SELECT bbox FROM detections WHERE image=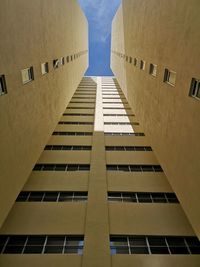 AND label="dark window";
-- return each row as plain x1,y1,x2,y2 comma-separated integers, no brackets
0,235,84,254
0,75,7,95
110,235,200,255
53,59,59,69
149,63,157,76
189,78,200,100
164,68,176,86
21,67,34,84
